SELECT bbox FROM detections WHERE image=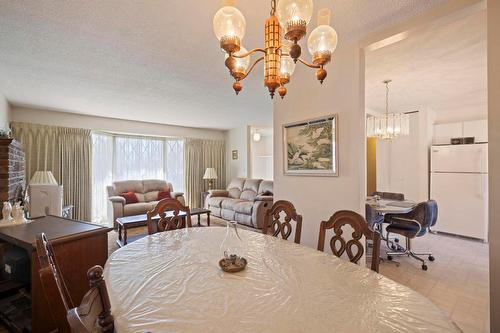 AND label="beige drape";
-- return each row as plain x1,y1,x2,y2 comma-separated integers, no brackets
11,122,92,221
184,139,226,208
